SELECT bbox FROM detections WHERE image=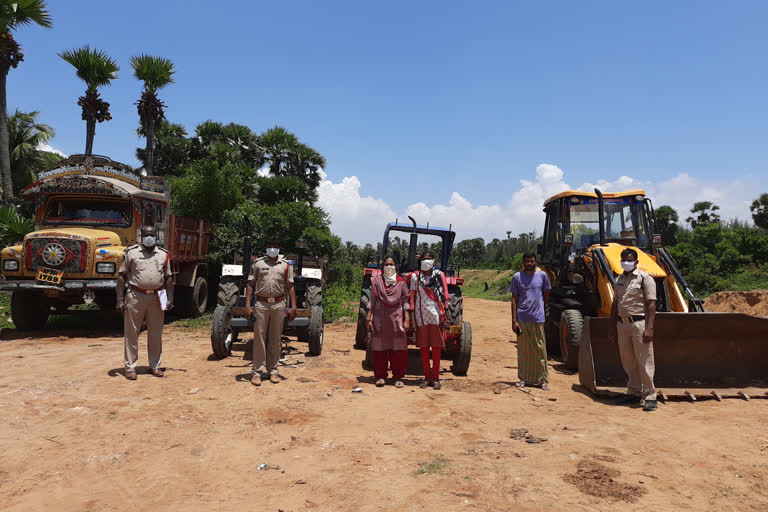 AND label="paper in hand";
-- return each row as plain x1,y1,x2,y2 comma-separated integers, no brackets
158,289,168,311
